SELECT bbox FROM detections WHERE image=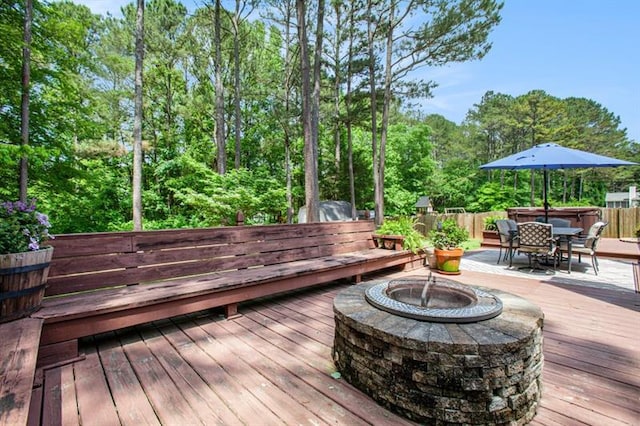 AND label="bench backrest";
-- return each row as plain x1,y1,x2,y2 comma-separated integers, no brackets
46,221,377,297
